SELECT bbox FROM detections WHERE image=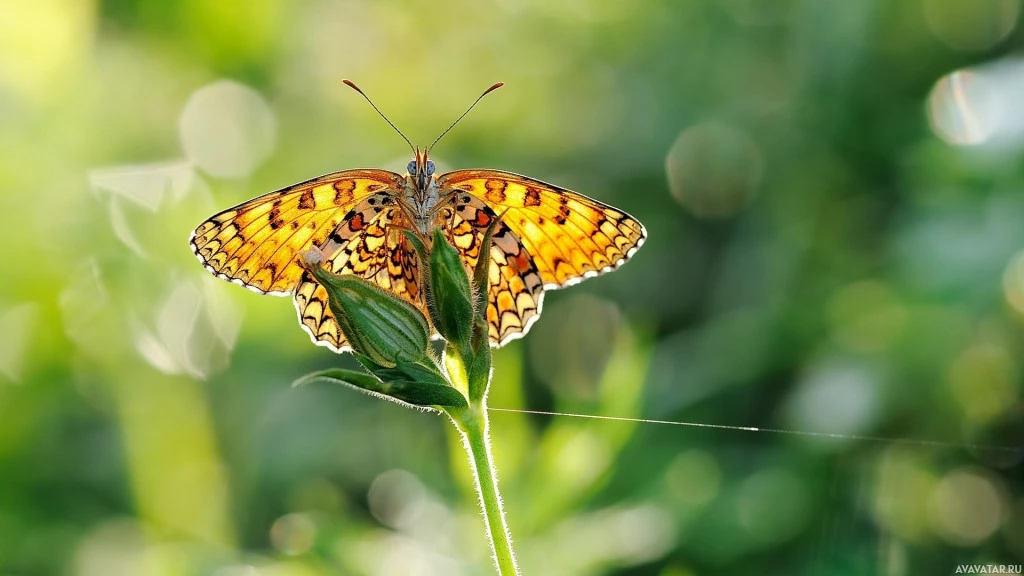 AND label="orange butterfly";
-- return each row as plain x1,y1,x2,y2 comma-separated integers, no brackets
190,81,646,353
